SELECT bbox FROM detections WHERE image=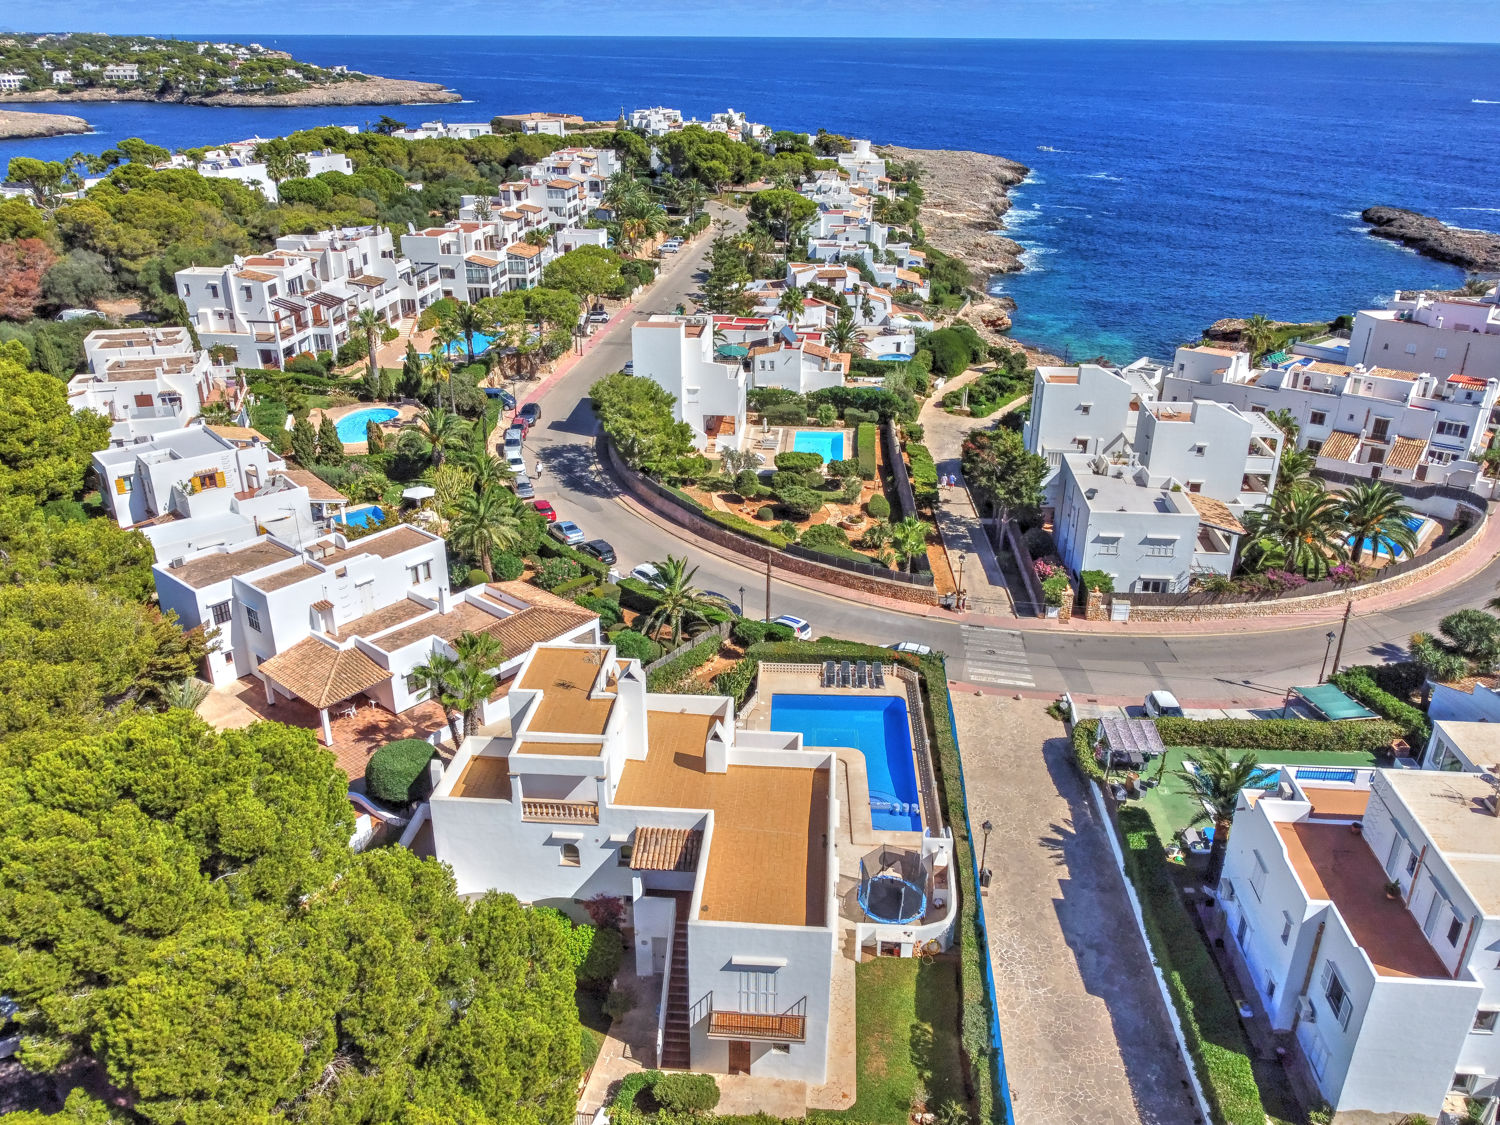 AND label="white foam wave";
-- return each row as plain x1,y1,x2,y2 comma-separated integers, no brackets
1339,210,1364,220
1085,172,1123,182
1004,206,1043,228
1016,242,1055,273
1472,98,1500,104
1019,172,1044,186
1456,207,1500,213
